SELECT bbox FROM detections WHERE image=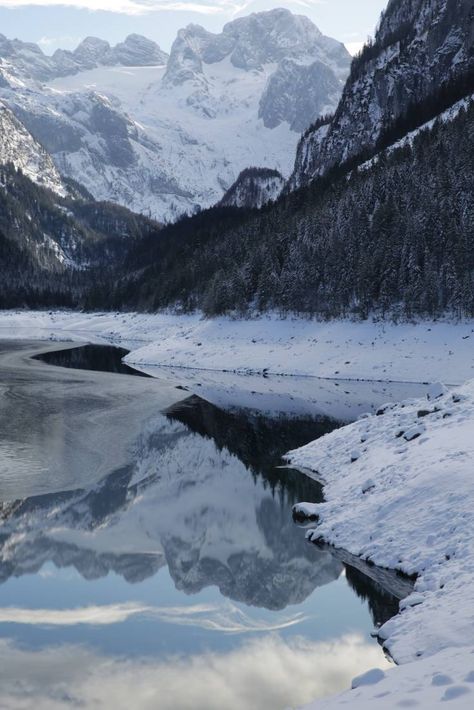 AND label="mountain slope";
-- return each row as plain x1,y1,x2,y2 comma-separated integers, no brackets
290,0,474,188
0,103,66,196
0,159,161,308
